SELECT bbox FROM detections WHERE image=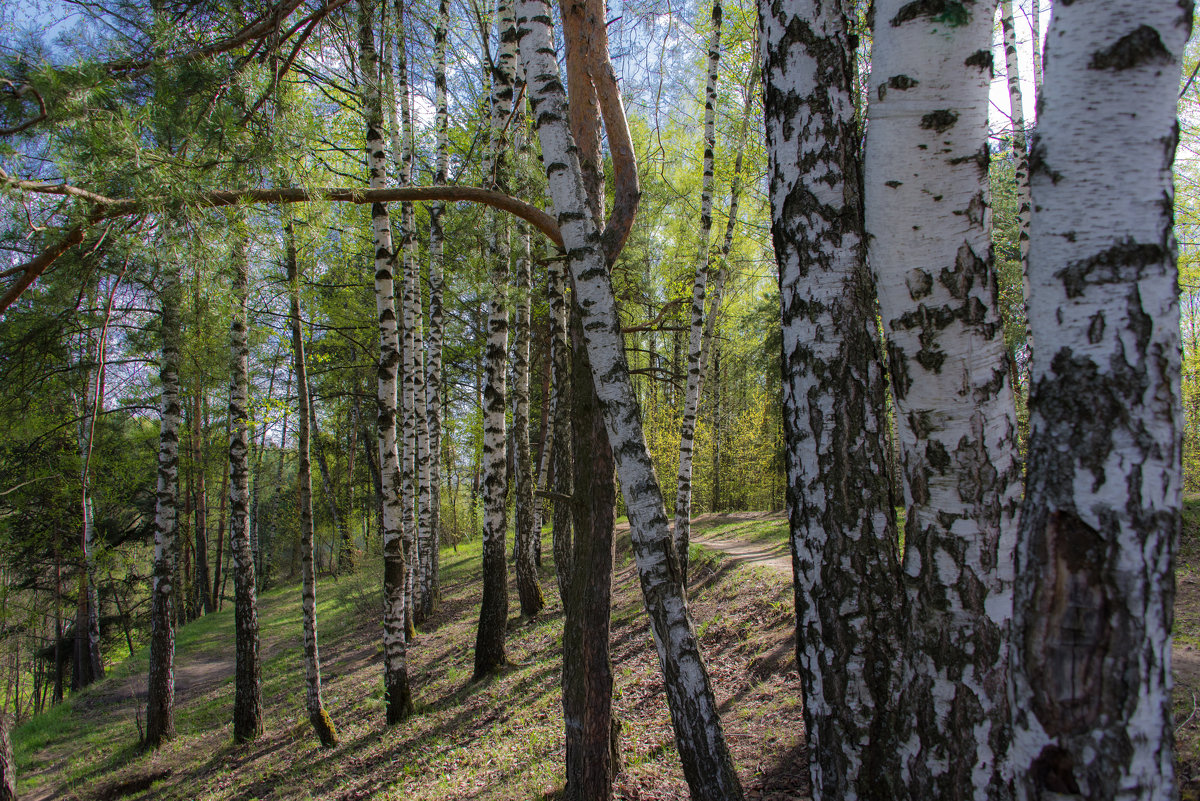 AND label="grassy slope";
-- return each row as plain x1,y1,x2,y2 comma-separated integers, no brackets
15,520,805,801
